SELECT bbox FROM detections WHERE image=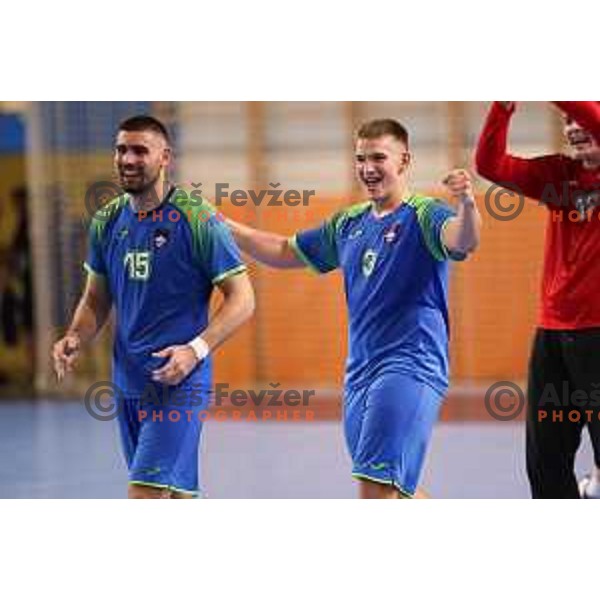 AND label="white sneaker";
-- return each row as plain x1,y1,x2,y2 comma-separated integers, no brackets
579,475,591,498
579,475,600,499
